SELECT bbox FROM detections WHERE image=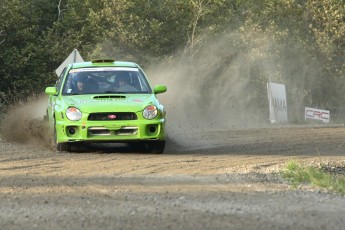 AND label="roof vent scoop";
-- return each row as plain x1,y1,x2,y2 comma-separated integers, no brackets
92,59,115,63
